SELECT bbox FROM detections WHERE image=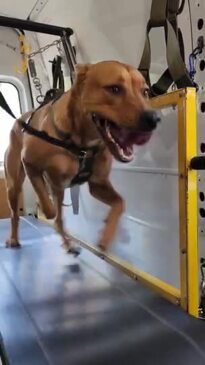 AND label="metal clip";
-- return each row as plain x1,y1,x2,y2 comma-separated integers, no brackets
79,150,87,171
